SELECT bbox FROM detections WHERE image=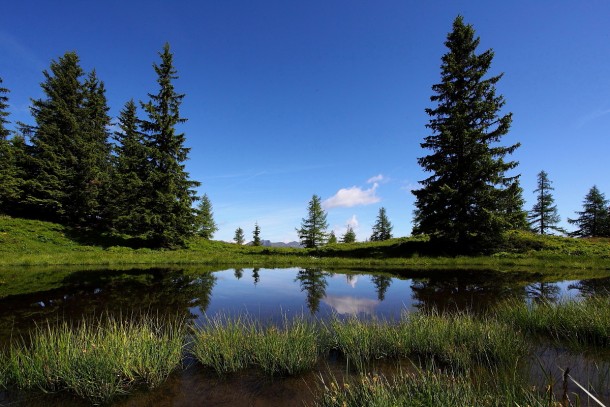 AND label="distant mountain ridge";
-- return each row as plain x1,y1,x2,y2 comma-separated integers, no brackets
260,240,303,248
